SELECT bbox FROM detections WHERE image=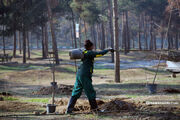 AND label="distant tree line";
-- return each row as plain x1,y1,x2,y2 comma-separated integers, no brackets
0,0,179,64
